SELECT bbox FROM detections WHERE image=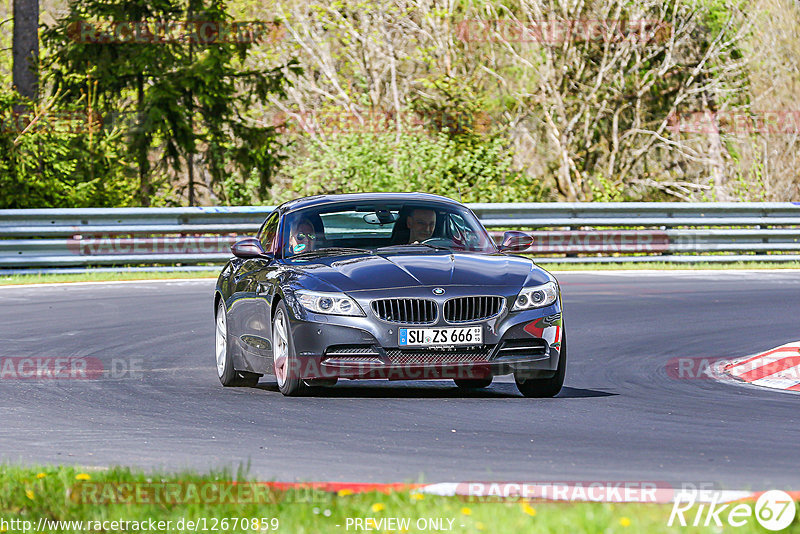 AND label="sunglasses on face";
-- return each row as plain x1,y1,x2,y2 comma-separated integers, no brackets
296,232,316,241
